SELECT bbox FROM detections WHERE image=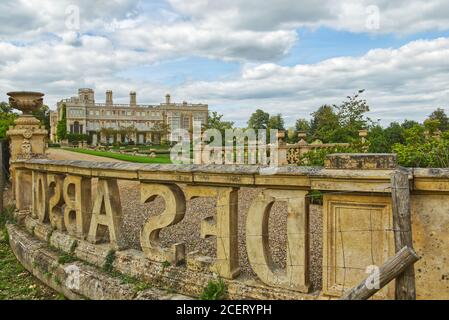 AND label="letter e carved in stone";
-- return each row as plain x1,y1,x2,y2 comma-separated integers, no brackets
87,179,126,250
246,189,309,292
140,183,186,265
184,186,240,279
62,175,92,239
